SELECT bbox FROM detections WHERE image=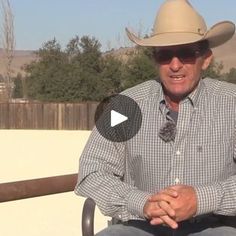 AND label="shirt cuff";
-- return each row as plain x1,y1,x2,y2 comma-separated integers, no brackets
194,183,223,215
127,190,151,218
